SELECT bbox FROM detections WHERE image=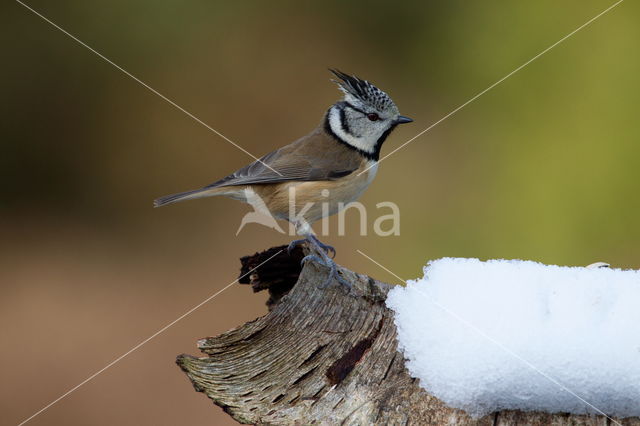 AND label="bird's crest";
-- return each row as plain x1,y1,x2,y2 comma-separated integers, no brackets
330,69,397,113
